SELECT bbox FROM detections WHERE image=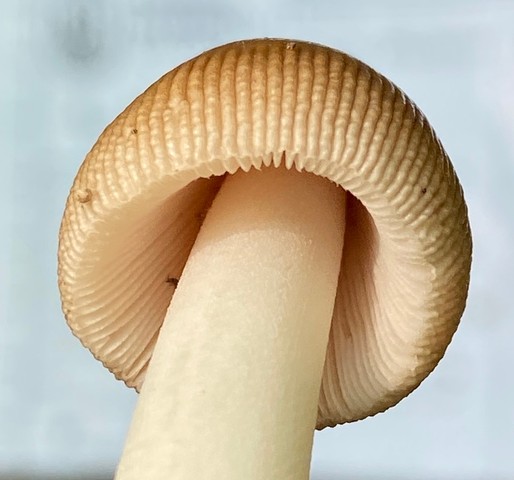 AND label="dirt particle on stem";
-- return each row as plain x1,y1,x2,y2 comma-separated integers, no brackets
196,210,207,225
166,276,179,287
